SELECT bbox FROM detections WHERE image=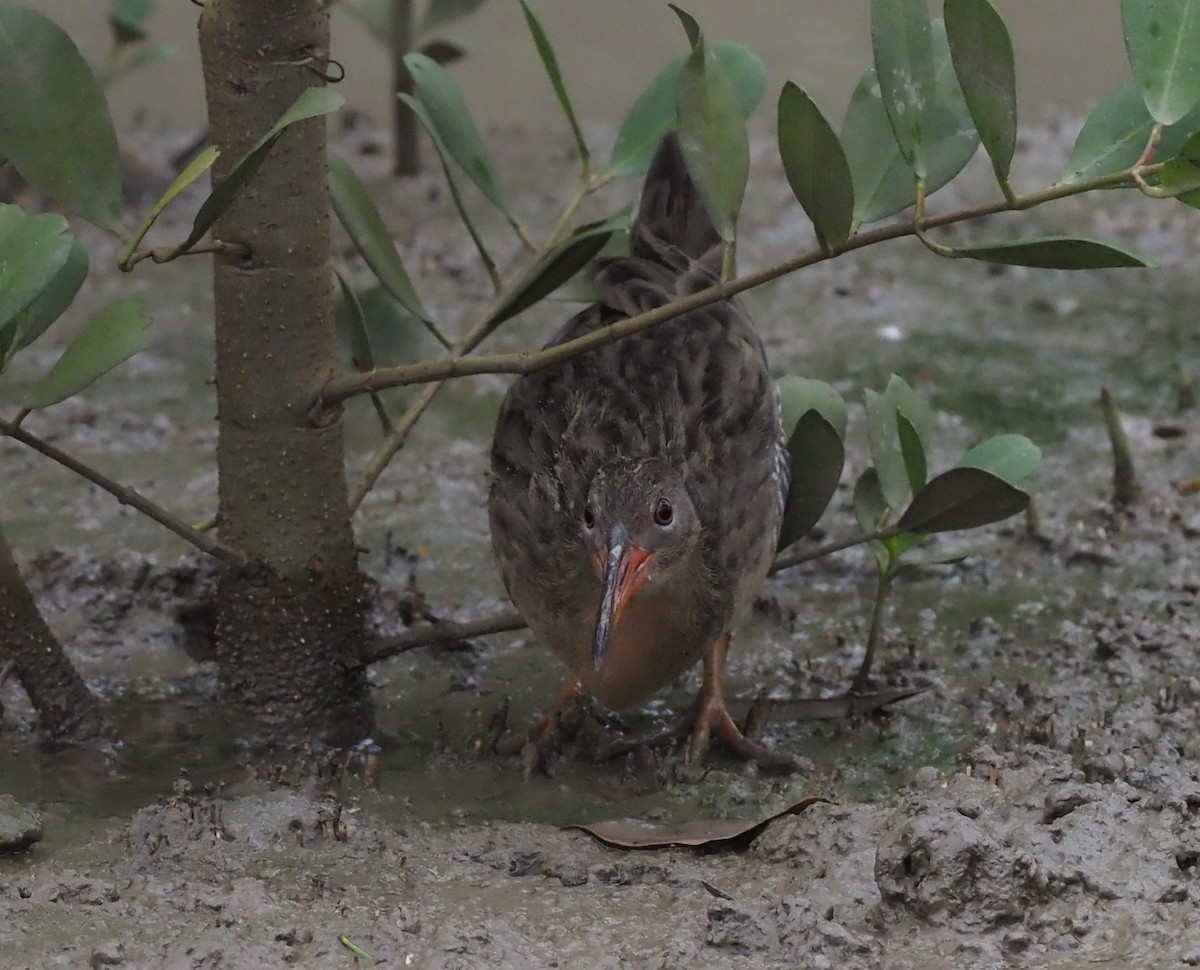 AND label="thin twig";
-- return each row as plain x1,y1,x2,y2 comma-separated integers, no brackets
123,240,248,270
321,163,1153,405
360,526,898,661
0,416,248,565
364,609,526,663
